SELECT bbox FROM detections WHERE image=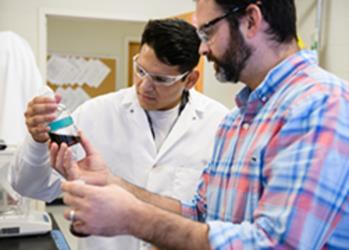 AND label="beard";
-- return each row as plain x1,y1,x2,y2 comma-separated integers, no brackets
208,27,253,83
